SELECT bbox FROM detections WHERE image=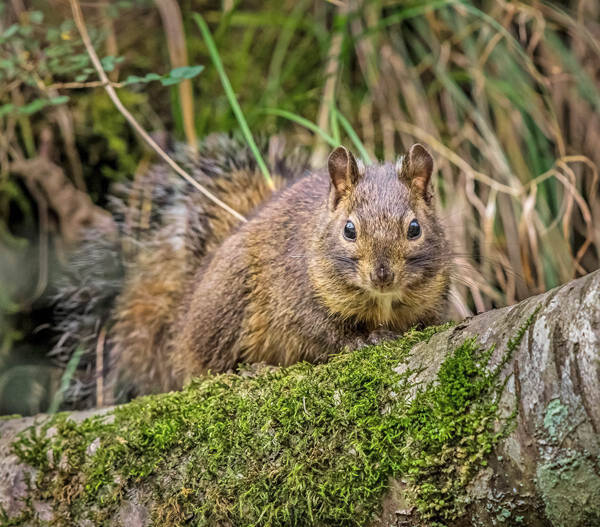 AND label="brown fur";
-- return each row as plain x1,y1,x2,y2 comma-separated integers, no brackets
52,135,314,406
168,144,451,389
110,166,290,395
